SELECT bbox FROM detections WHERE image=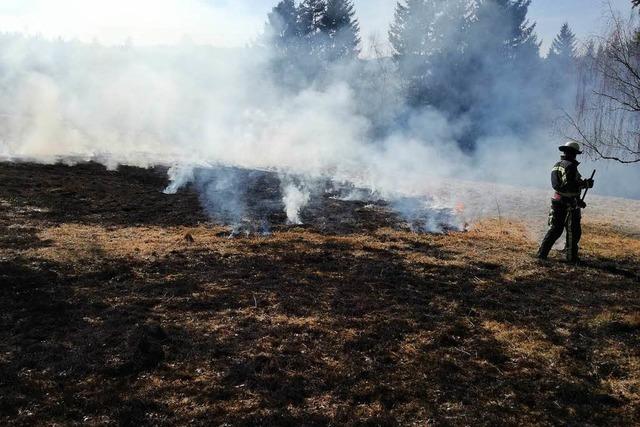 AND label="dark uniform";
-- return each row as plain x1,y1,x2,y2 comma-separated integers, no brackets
537,152,591,262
